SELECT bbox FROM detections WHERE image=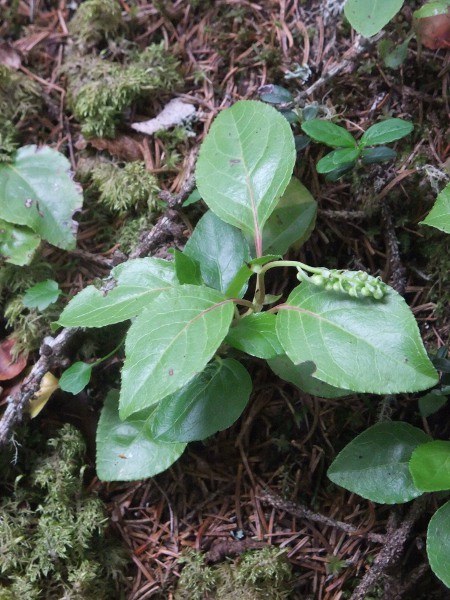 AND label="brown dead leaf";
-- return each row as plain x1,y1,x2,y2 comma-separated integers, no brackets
416,9,450,49
0,338,28,381
88,135,144,161
0,42,21,69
